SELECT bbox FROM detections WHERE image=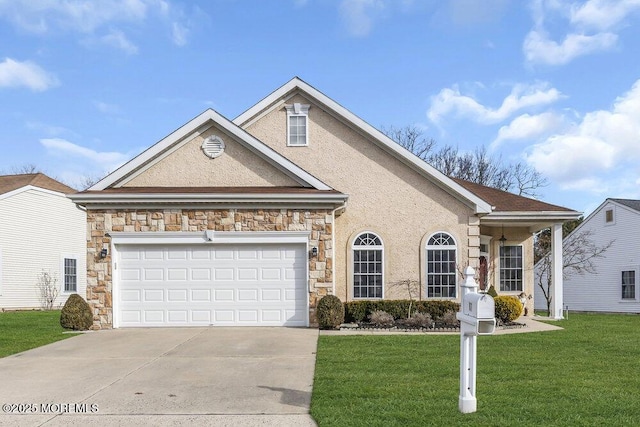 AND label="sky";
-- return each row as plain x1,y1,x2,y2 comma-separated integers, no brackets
1,0,640,216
